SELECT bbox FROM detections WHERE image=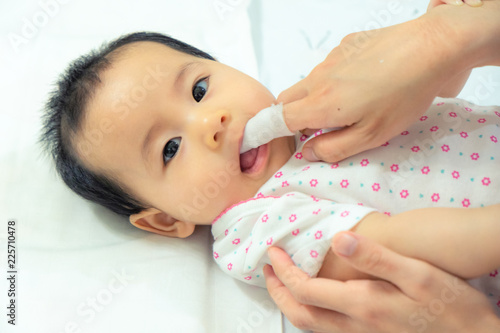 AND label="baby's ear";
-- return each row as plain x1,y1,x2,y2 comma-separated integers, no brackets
129,208,195,238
